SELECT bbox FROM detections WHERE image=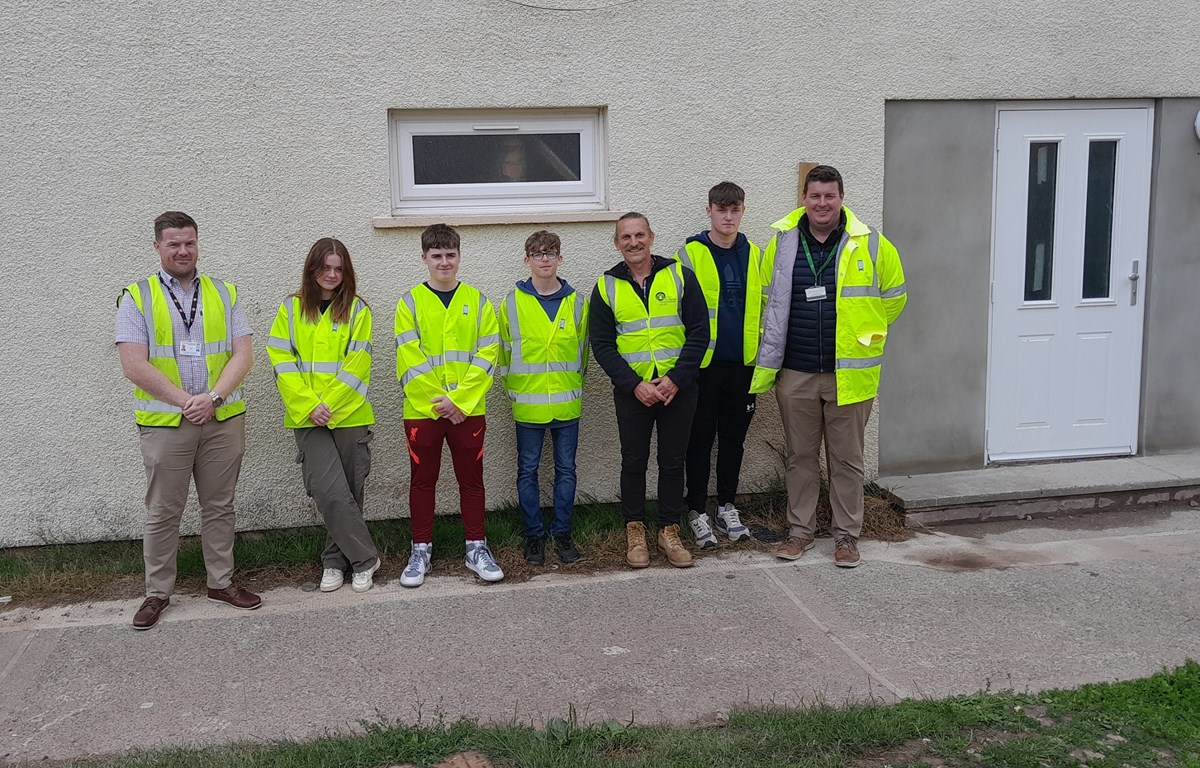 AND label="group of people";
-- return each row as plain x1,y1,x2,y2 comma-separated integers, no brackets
115,165,907,630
